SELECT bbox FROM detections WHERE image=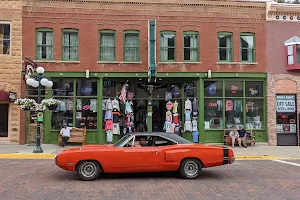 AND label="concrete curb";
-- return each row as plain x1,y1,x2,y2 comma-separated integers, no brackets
0,154,300,160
